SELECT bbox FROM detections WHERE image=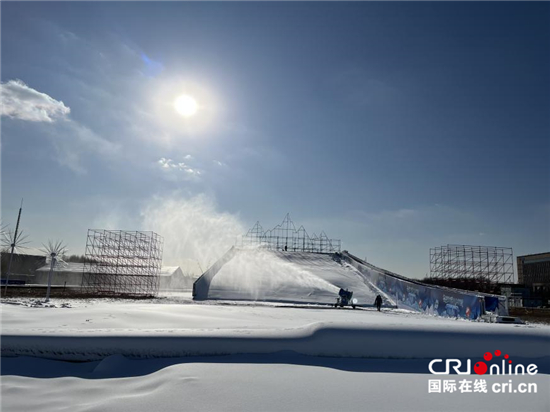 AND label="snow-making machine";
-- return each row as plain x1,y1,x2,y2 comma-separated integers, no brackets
335,288,356,309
